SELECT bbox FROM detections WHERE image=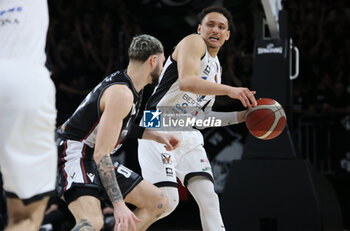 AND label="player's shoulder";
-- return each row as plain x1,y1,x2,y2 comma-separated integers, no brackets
181,34,206,46
176,34,206,56
108,84,133,97
104,84,134,105
100,84,134,116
